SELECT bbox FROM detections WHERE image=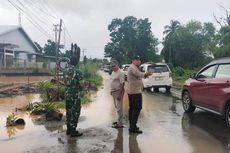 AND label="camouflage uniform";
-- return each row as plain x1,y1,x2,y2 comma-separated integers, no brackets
65,65,83,130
